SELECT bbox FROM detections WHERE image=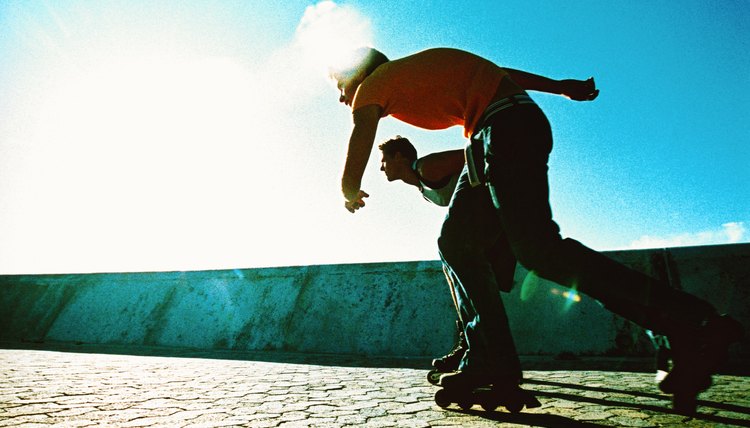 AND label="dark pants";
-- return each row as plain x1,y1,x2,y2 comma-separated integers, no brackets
438,101,715,376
